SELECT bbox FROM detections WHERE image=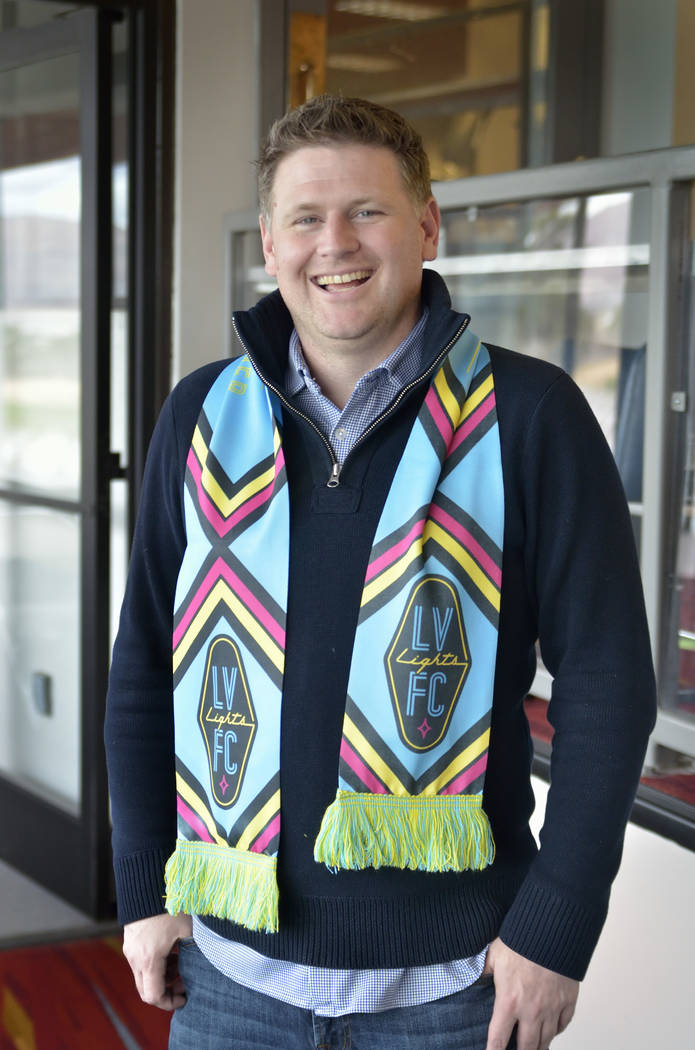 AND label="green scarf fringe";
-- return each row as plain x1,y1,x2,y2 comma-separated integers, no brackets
314,790,495,872
164,841,279,933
